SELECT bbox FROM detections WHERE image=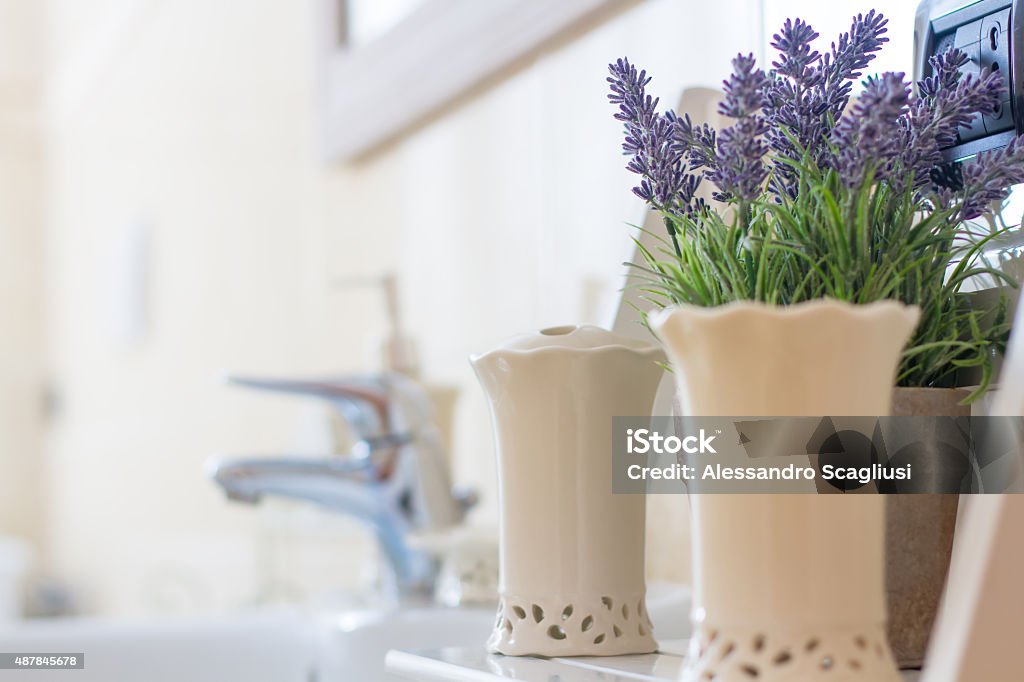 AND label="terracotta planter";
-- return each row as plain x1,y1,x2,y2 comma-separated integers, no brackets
885,386,968,669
